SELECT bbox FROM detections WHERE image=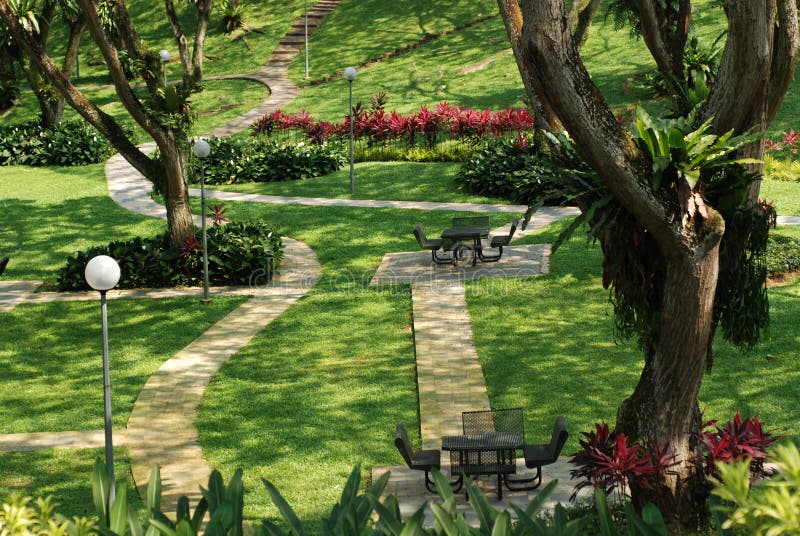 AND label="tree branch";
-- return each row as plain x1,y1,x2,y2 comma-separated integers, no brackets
520,0,682,253
0,0,158,178
767,0,799,125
